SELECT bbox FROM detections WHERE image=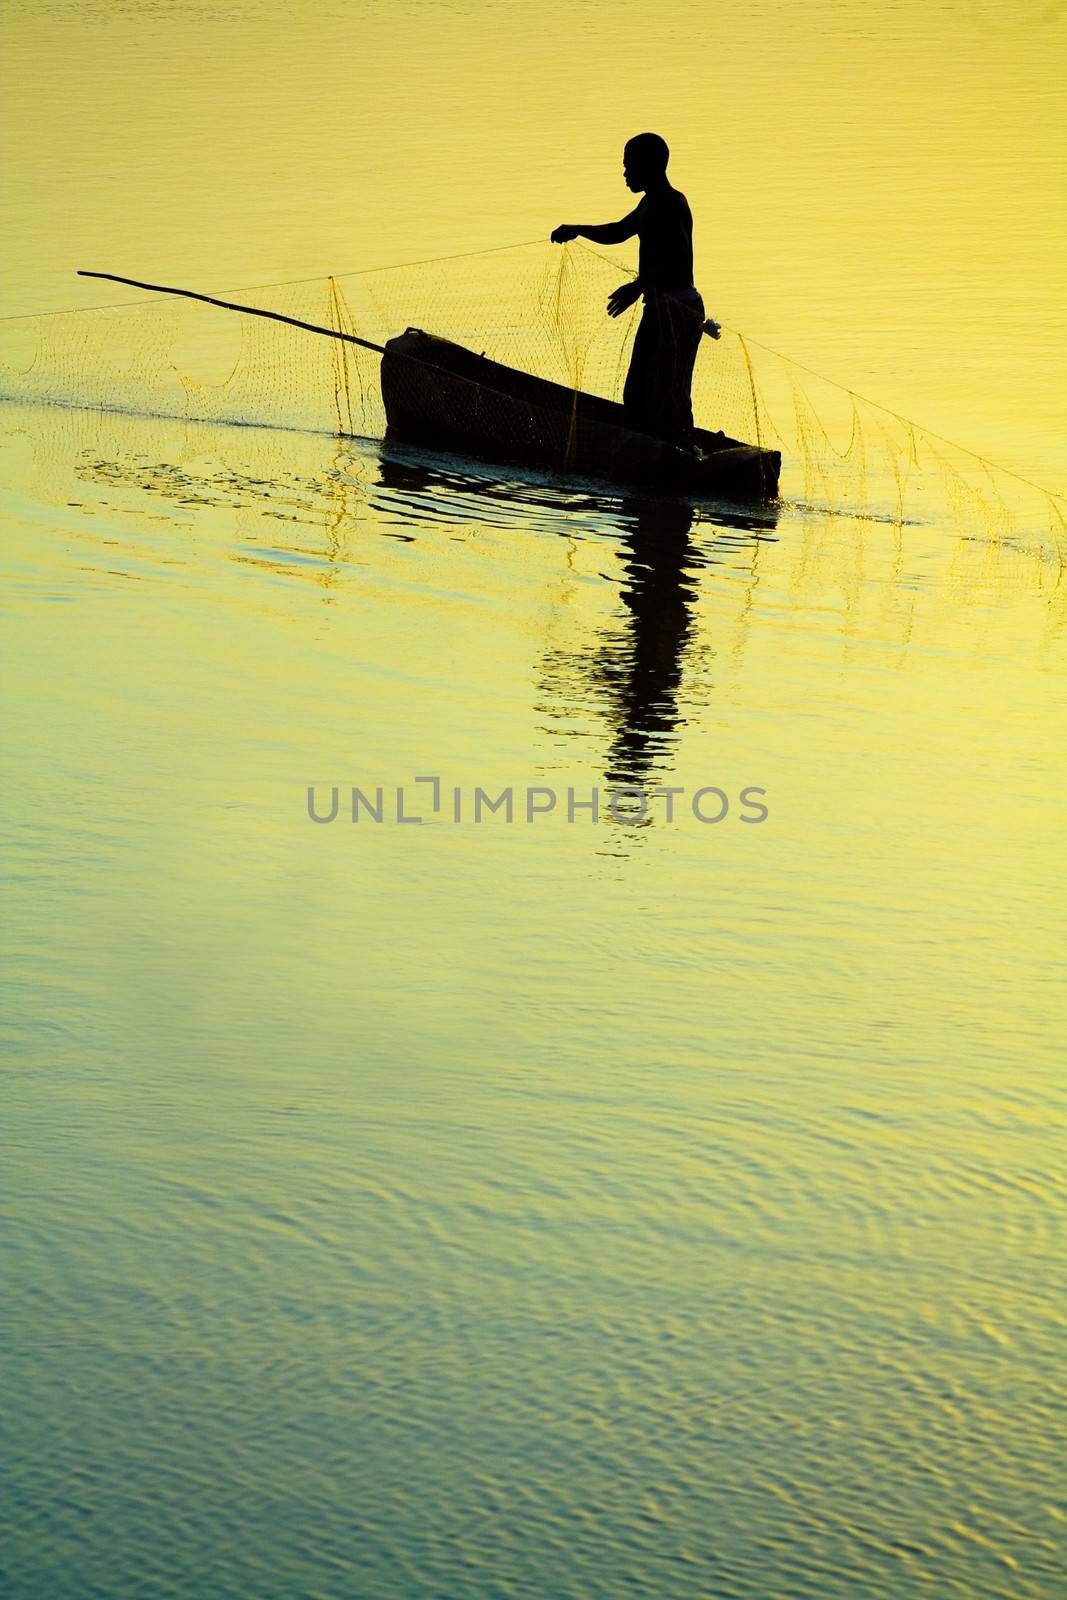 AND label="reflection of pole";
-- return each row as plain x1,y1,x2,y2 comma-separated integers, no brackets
318,440,364,600
723,509,765,671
